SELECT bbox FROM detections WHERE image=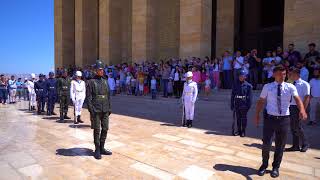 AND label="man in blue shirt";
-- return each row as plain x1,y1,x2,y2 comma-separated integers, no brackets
222,51,233,89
